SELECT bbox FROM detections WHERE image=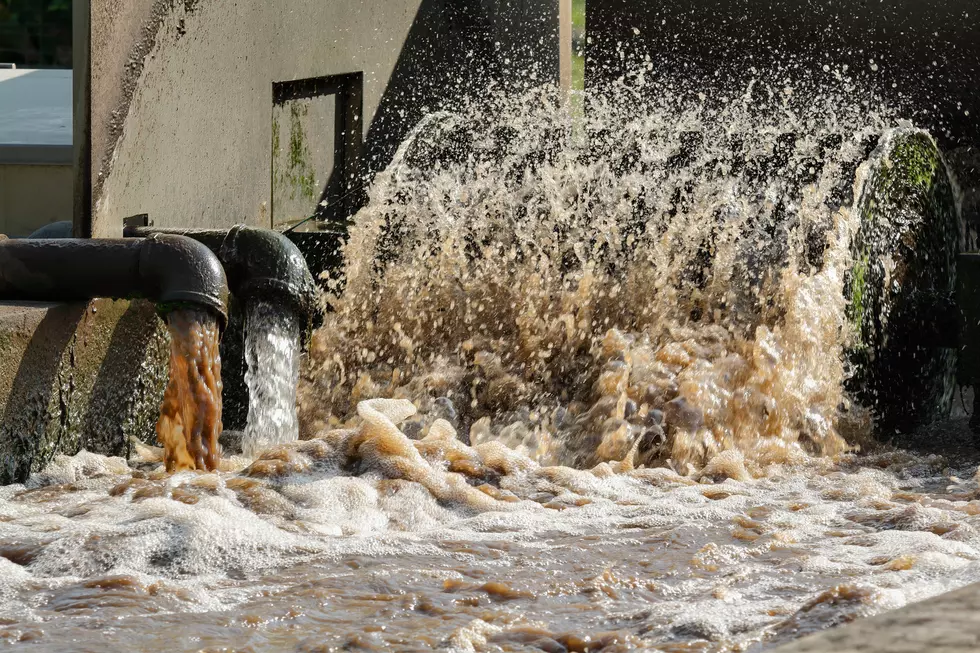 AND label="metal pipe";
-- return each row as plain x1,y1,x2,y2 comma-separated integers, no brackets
0,234,229,325
124,225,323,343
